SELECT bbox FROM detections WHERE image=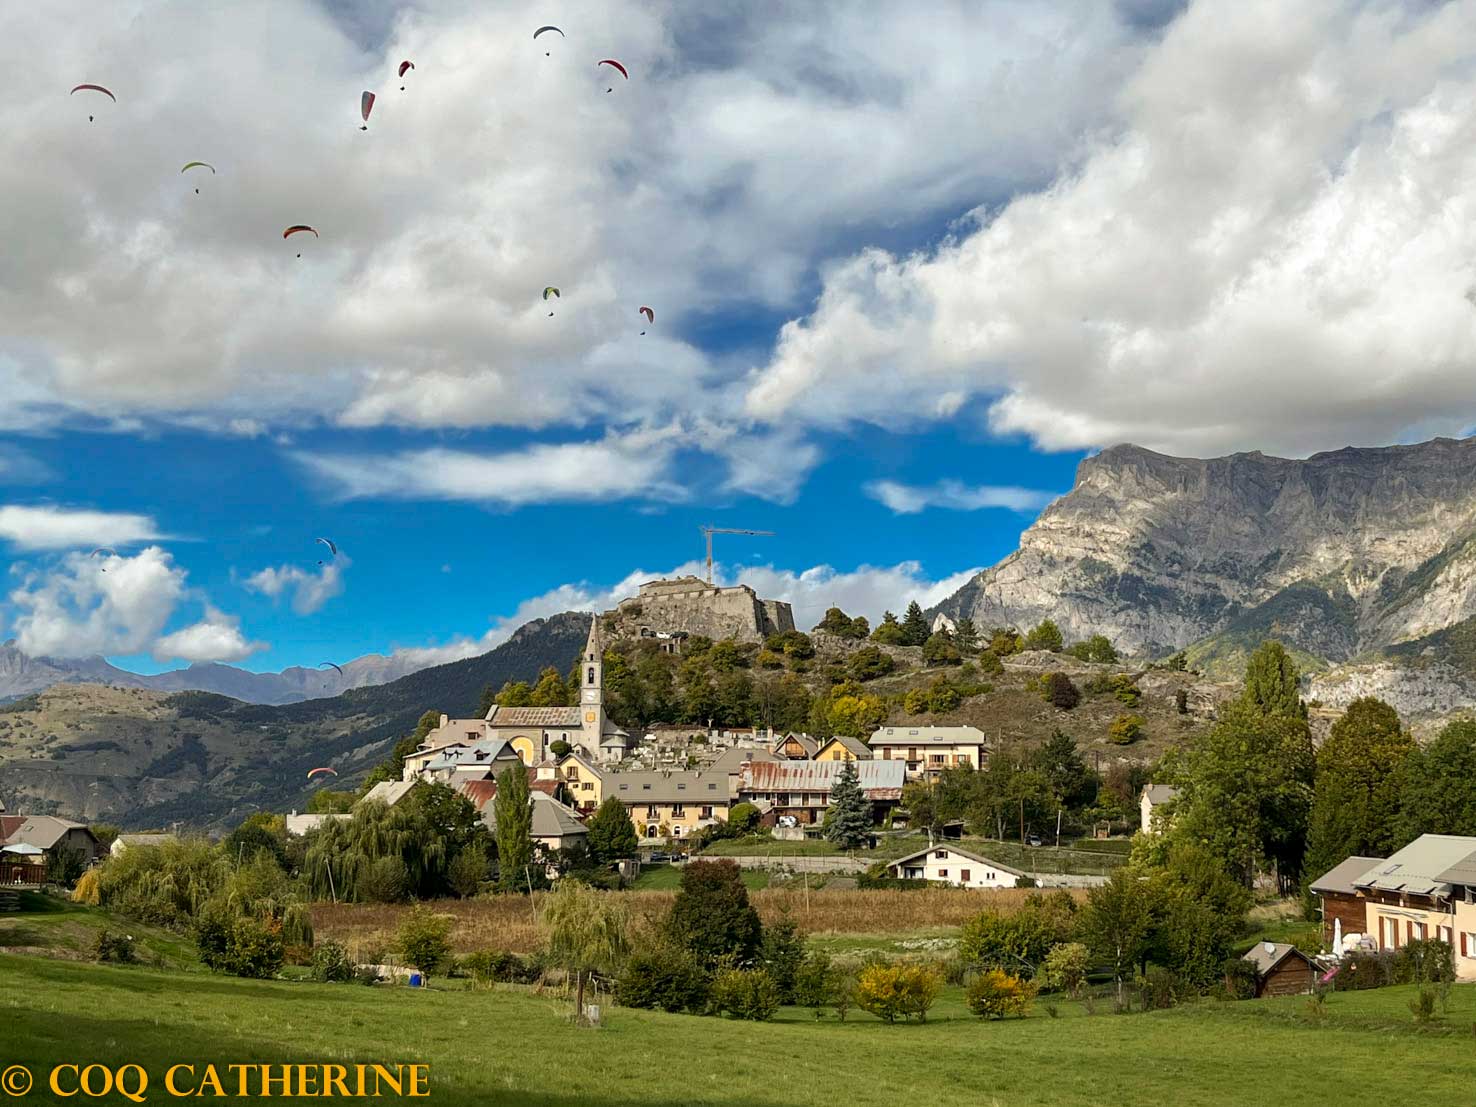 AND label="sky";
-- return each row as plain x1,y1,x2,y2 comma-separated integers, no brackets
2,0,1475,674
